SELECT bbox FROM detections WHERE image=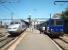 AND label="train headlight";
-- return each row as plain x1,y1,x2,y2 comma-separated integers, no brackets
13,27,19,31
13,27,18,29
47,27,50,33
51,29,53,31
60,29,63,32
47,27,49,30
